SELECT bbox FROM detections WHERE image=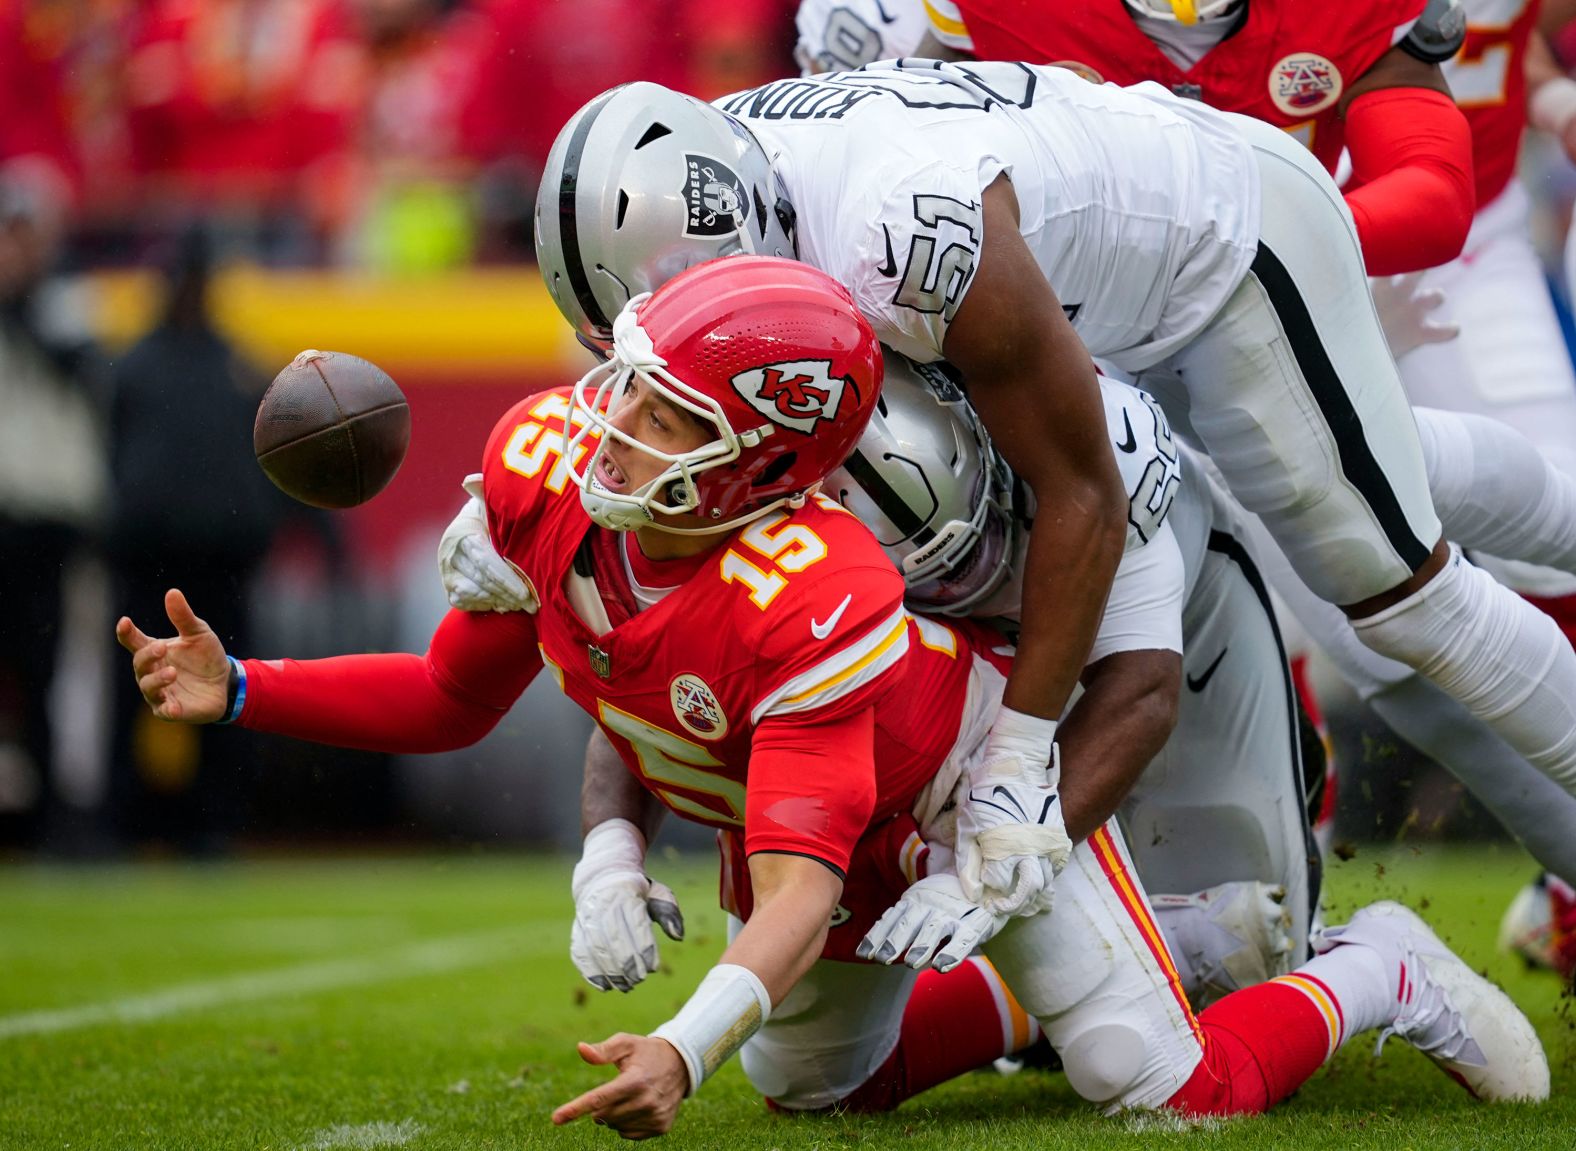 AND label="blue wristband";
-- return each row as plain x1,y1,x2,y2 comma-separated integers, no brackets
217,656,247,725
